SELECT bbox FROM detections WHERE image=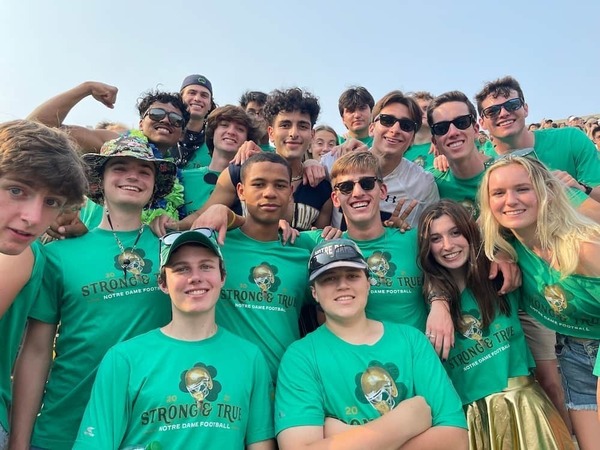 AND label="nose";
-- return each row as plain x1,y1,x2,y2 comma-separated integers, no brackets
504,189,517,204
262,183,277,198
388,121,401,133
351,181,366,196
289,124,299,138
442,235,453,249
21,196,45,227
